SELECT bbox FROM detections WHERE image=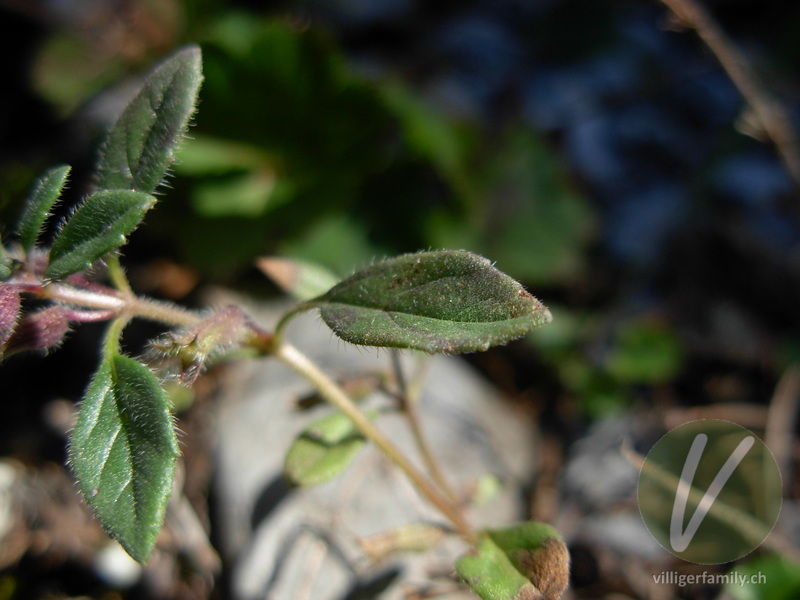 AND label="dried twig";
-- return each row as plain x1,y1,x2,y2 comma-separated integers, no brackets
765,365,800,491
658,0,800,191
